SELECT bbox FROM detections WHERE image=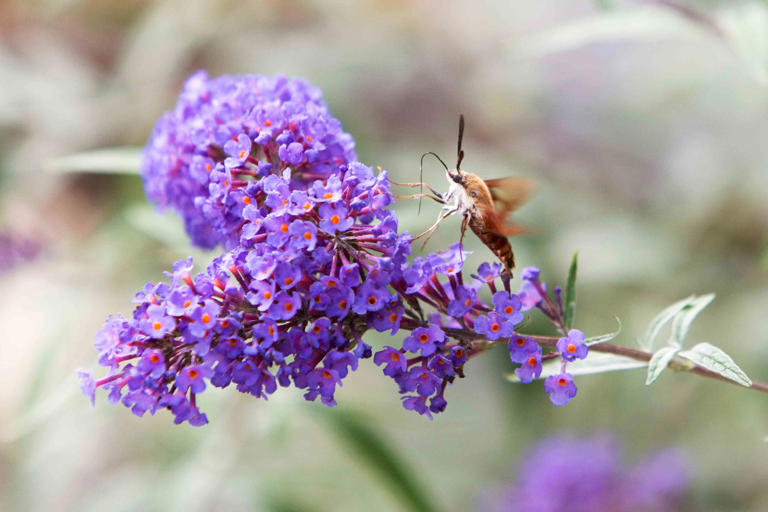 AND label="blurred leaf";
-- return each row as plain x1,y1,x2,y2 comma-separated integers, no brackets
719,4,768,84
638,296,695,351
595,0,614,10
267,497,320,512
645,346,679,386
507,351,647,382
43,147,142,175
315,408,439,512
585,317,621,346
563,252,578,330
516,6,701,58
124,204,190,248
669,293,715,348
678,342,753,387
